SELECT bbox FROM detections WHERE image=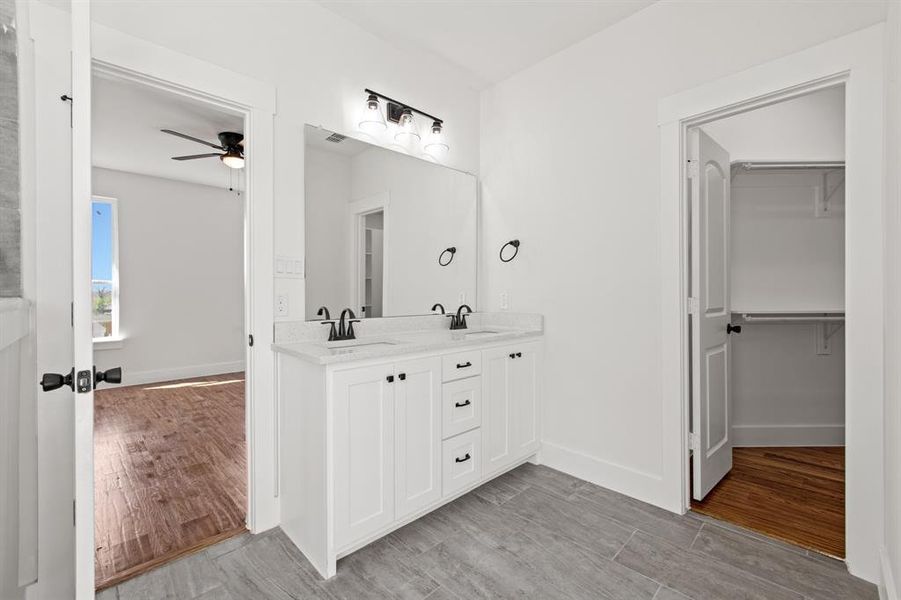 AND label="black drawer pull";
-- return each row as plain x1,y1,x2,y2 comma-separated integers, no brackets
455,453,471,463
454,399,471,408
398,373,406,381
509,353,516,359
456,361,472,369
516,352,522,358
386,375,394,383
